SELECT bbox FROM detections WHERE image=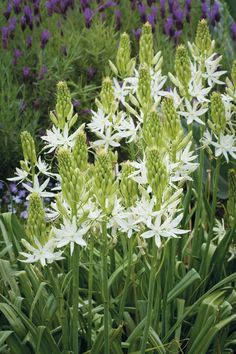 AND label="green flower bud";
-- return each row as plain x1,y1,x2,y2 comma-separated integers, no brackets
55,81,73,128
20,131,37,165
175,45,191,93
146,148,168,206
93,149,116,209
26,192,46,242
100,77,116,114
195,19,211,55
162,98,181,141
231,60,236,87
117,33,131,77
120,162,138,207
227,169,236,227
57,148,83,211
73,130,88,171
137,65,152,112
139,22,154,67
210,92,226,135
143,110,163,149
